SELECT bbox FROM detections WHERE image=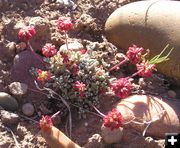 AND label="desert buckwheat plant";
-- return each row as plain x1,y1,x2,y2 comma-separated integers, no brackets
18,17,173,134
